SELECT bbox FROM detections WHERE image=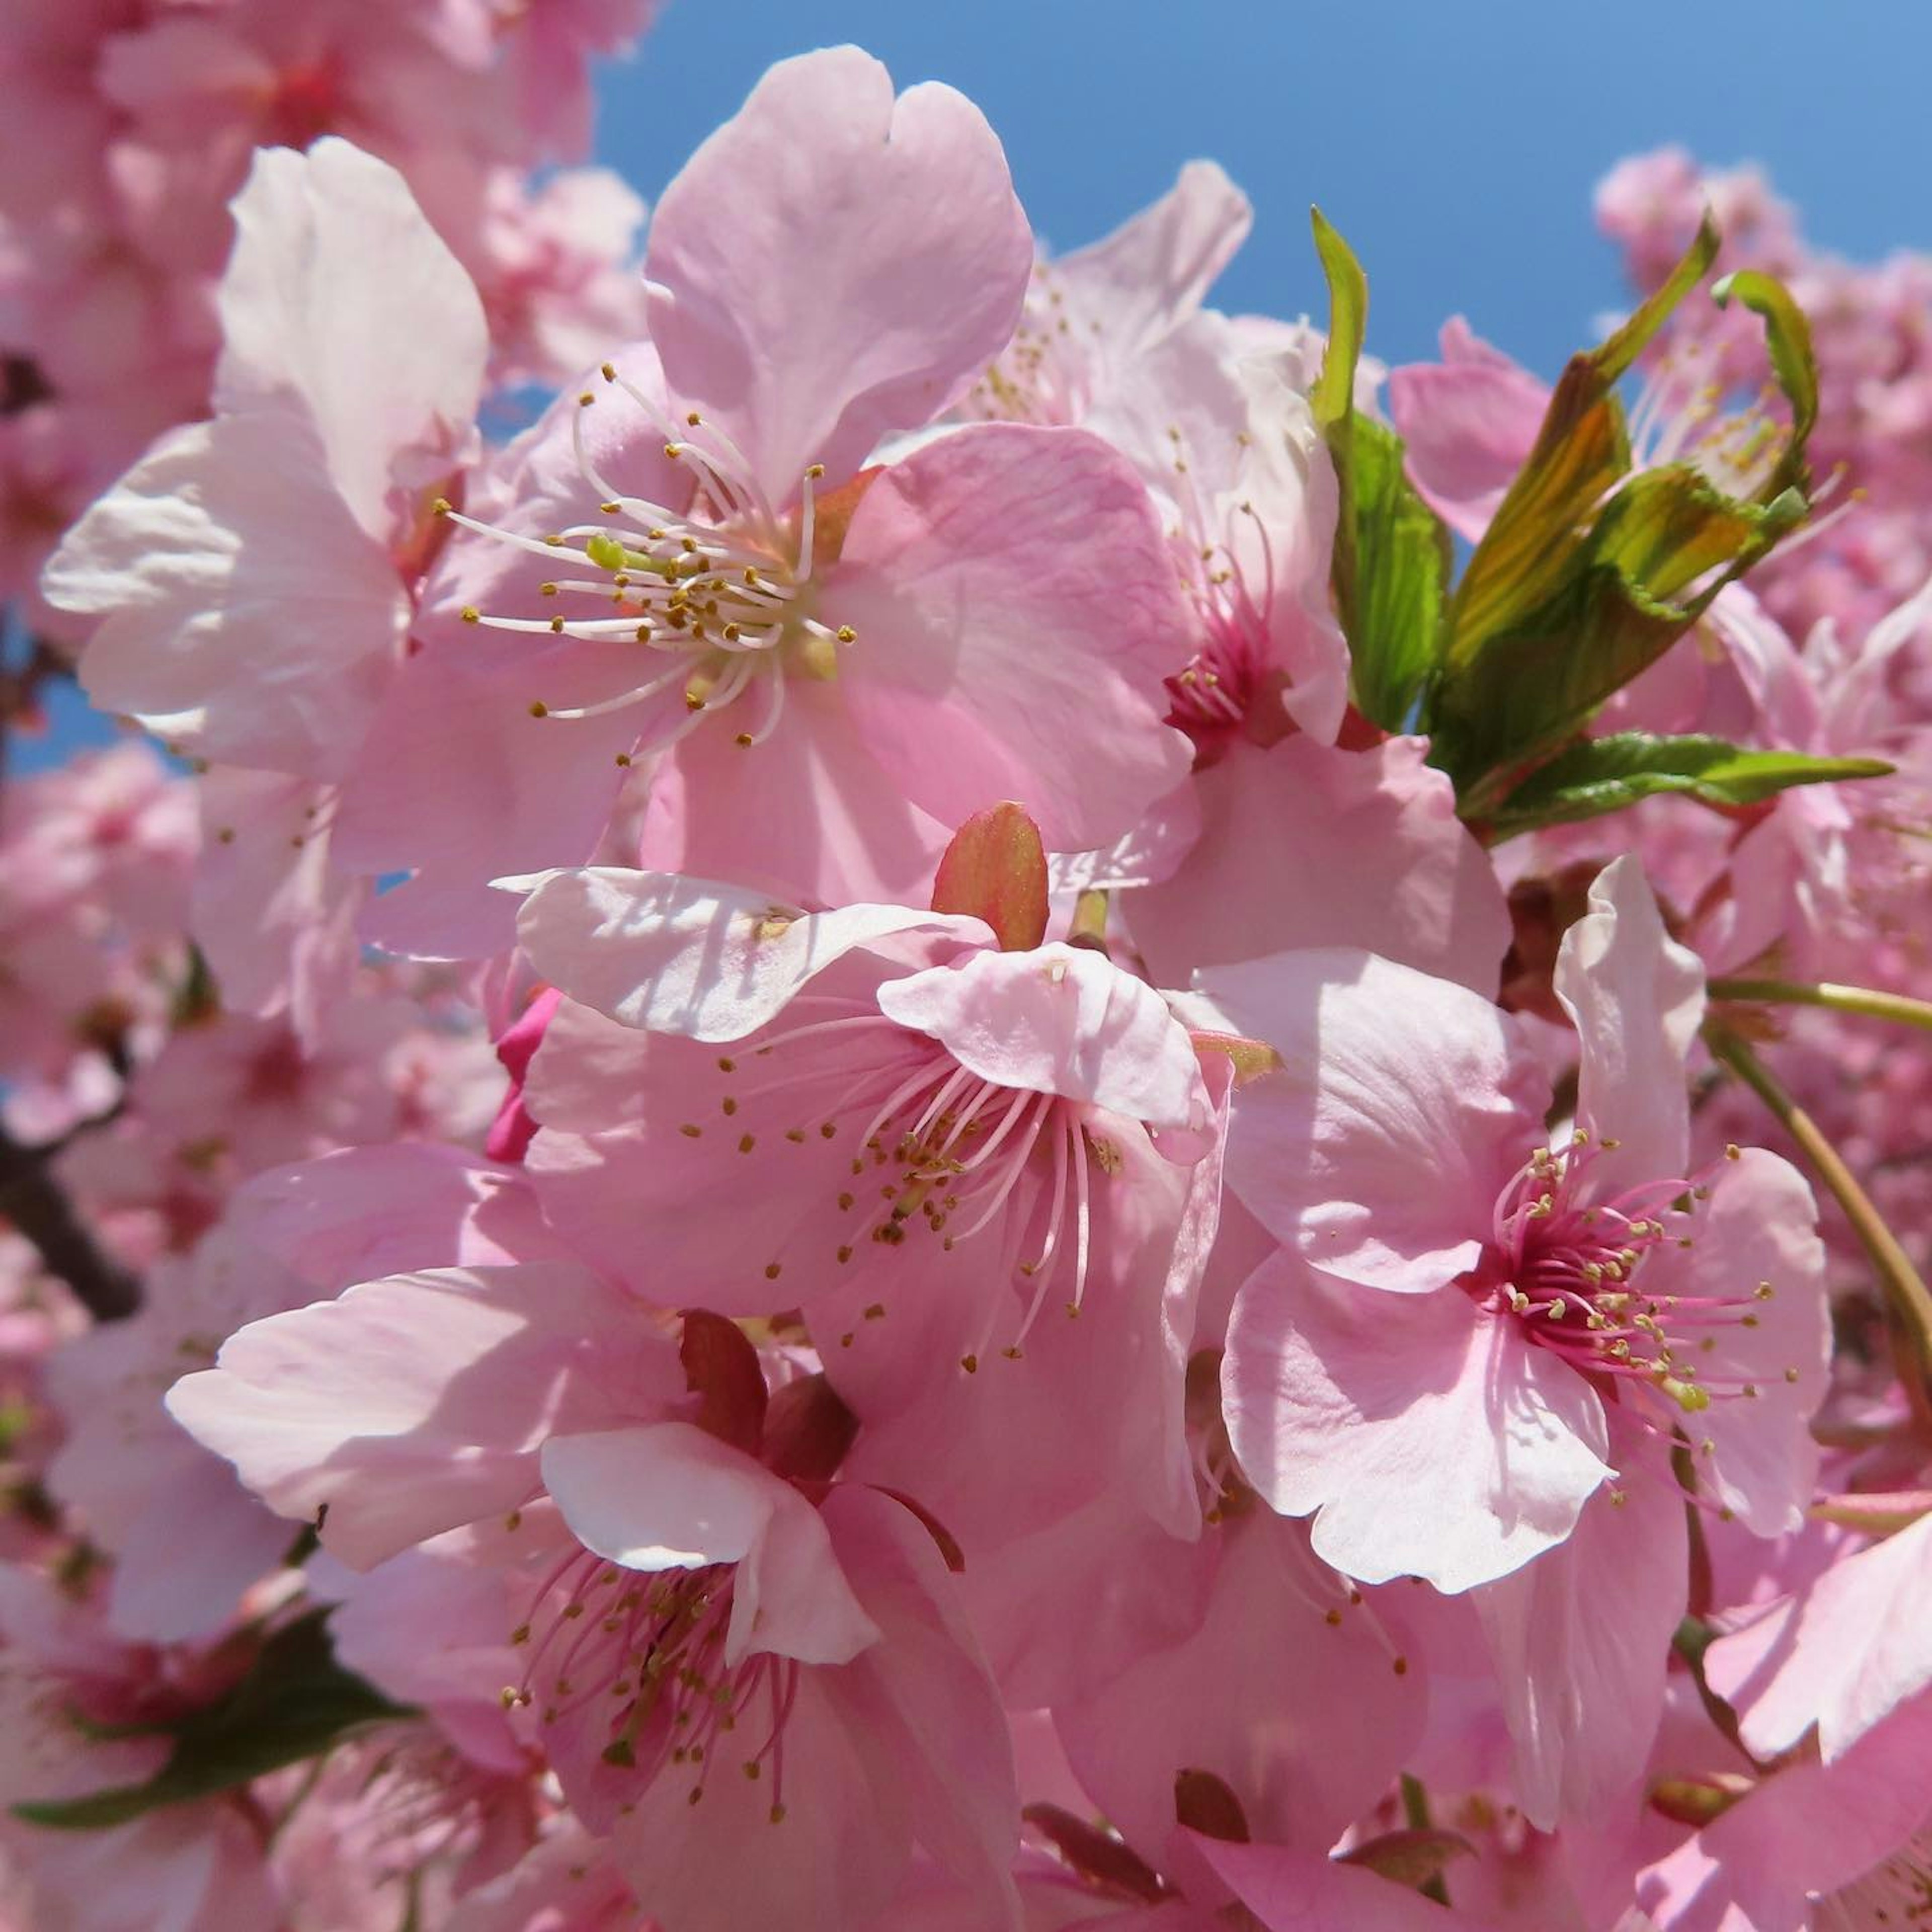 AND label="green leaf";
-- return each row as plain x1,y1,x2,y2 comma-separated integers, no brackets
1309,208,1366,435
1428,227,1825,810
1443,217,1719,674
15,1612,411,1832
1431,464,1806,791
1713,268,1818,501
1308,210,1451,731
1487,733,1894,838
